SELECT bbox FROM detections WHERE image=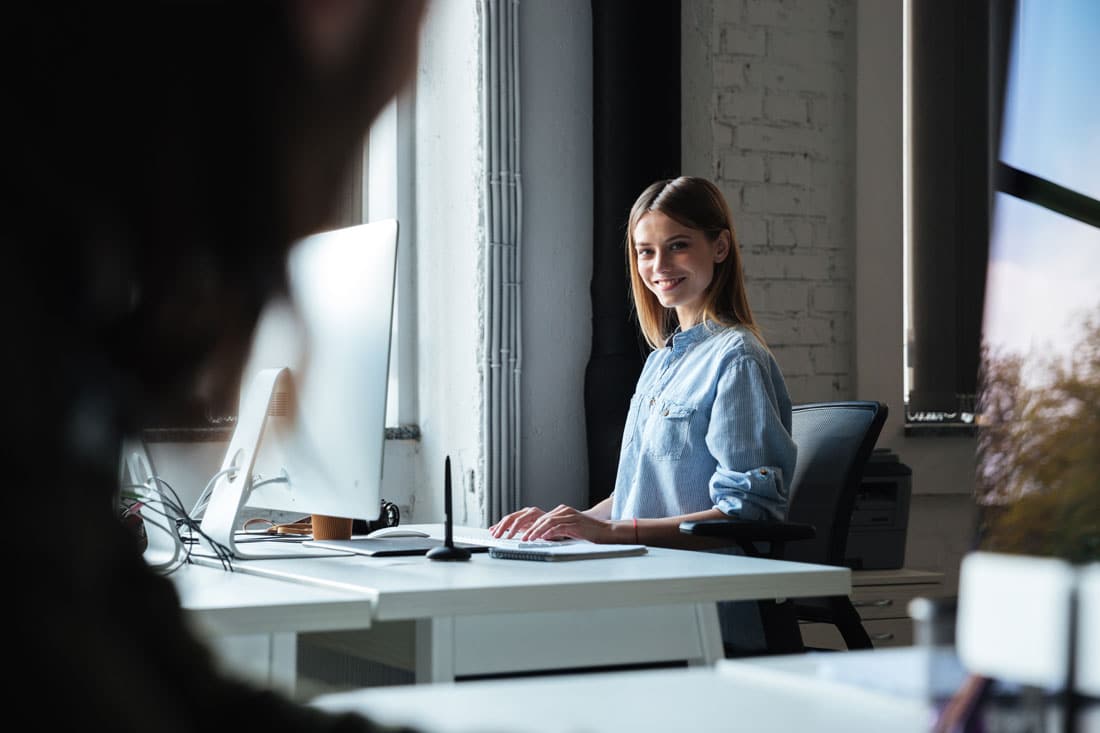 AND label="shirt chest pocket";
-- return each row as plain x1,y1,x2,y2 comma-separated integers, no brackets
642,401,695,460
